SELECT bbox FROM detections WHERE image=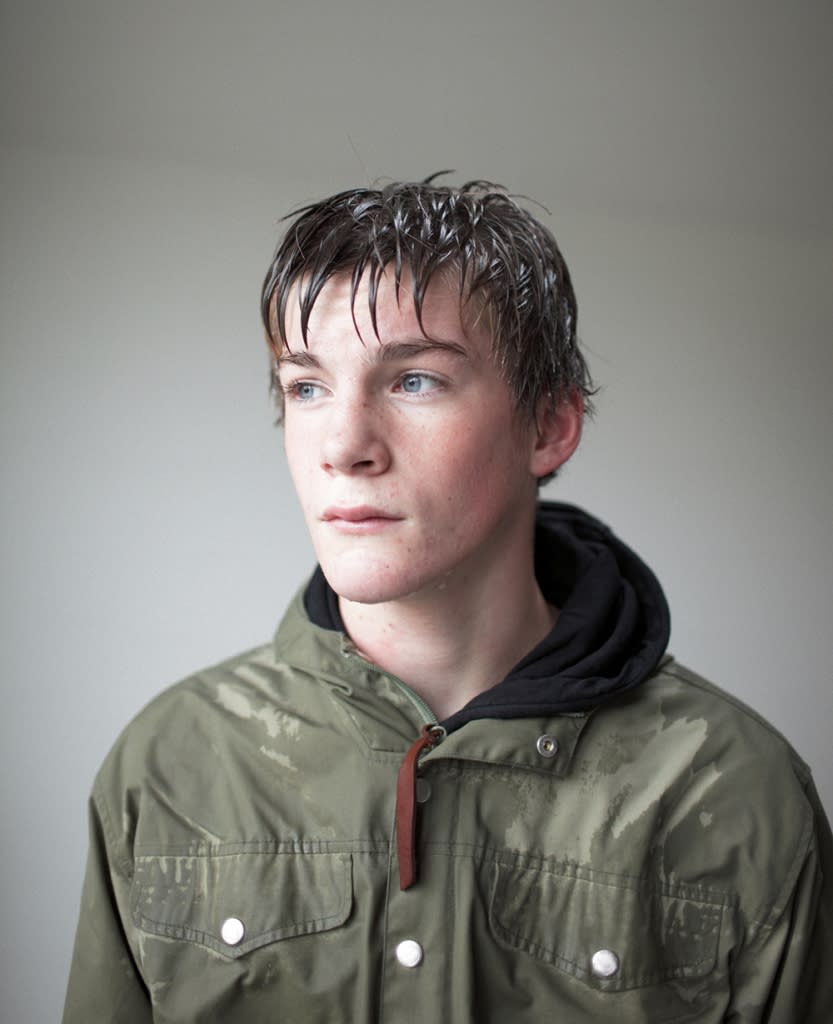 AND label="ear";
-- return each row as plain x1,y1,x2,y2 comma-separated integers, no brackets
528,390,584,479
